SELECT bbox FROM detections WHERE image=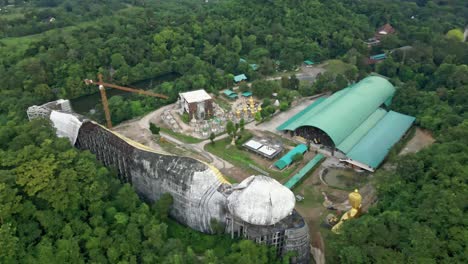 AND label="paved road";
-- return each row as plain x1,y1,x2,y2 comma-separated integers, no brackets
160,132,233,170
114,104,235,170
